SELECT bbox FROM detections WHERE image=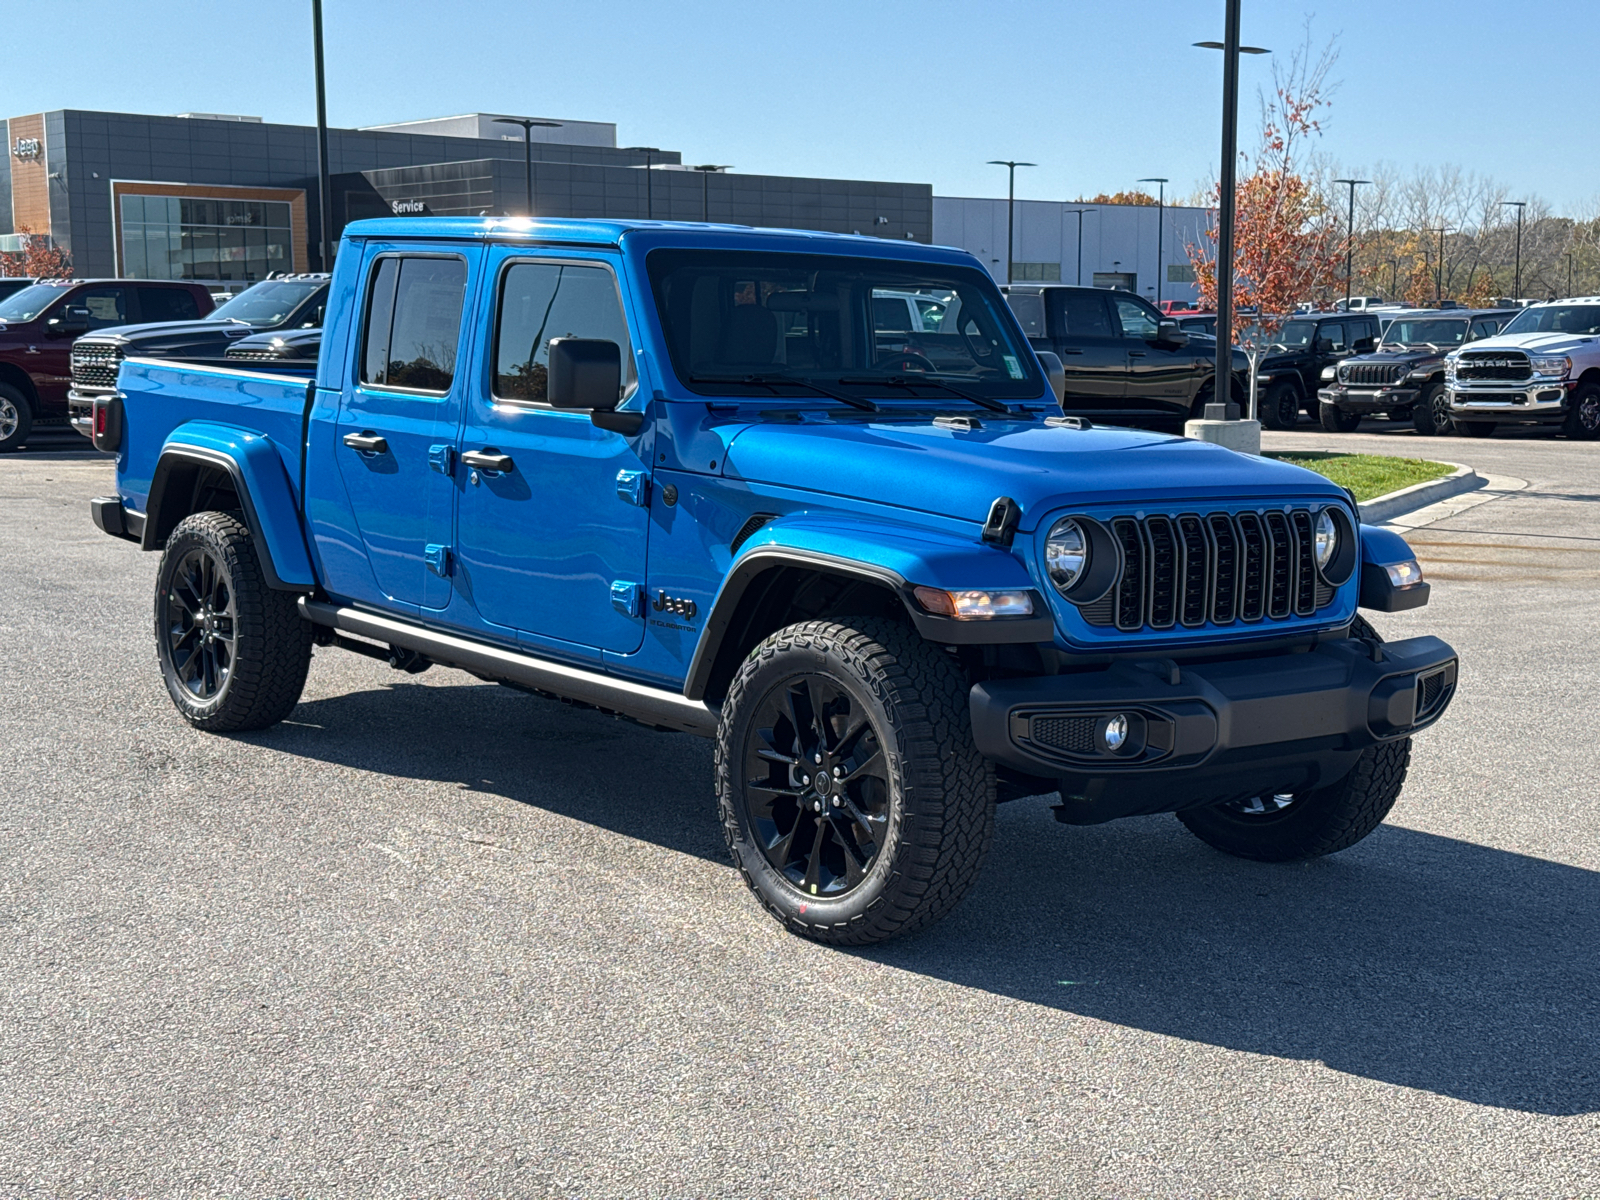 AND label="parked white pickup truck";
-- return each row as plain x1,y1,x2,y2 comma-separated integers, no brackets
1445,297,1600,438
